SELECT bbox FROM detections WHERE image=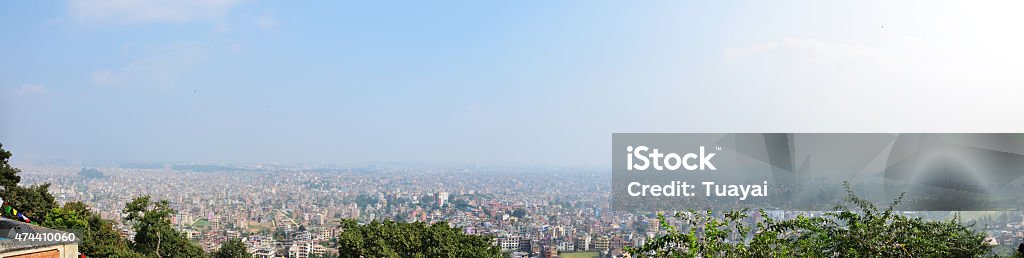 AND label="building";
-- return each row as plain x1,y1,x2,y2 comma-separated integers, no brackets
499,236,520,252
610,236,626,252
543,245,558,258
252,245,275,258
576,235,591,251
557,240,575,252
519,237,532,253
595,235,610,252
0,218,80,258
437,191,449,207
311,244,329,256
288,240,312,258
